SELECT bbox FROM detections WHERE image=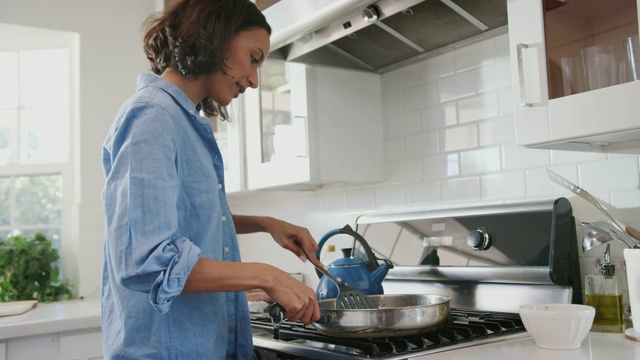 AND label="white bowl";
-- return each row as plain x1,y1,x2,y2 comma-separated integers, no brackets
519,303,595,350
